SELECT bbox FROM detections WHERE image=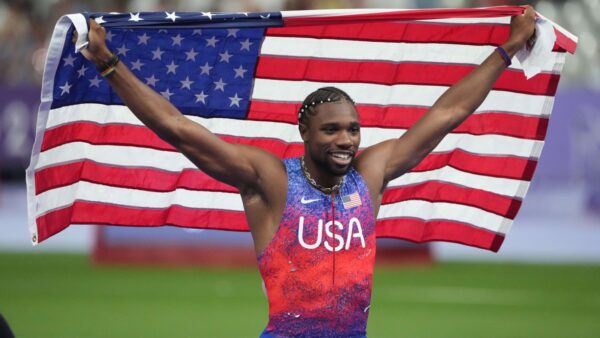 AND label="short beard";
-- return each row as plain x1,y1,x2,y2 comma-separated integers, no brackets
318,155,352,177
